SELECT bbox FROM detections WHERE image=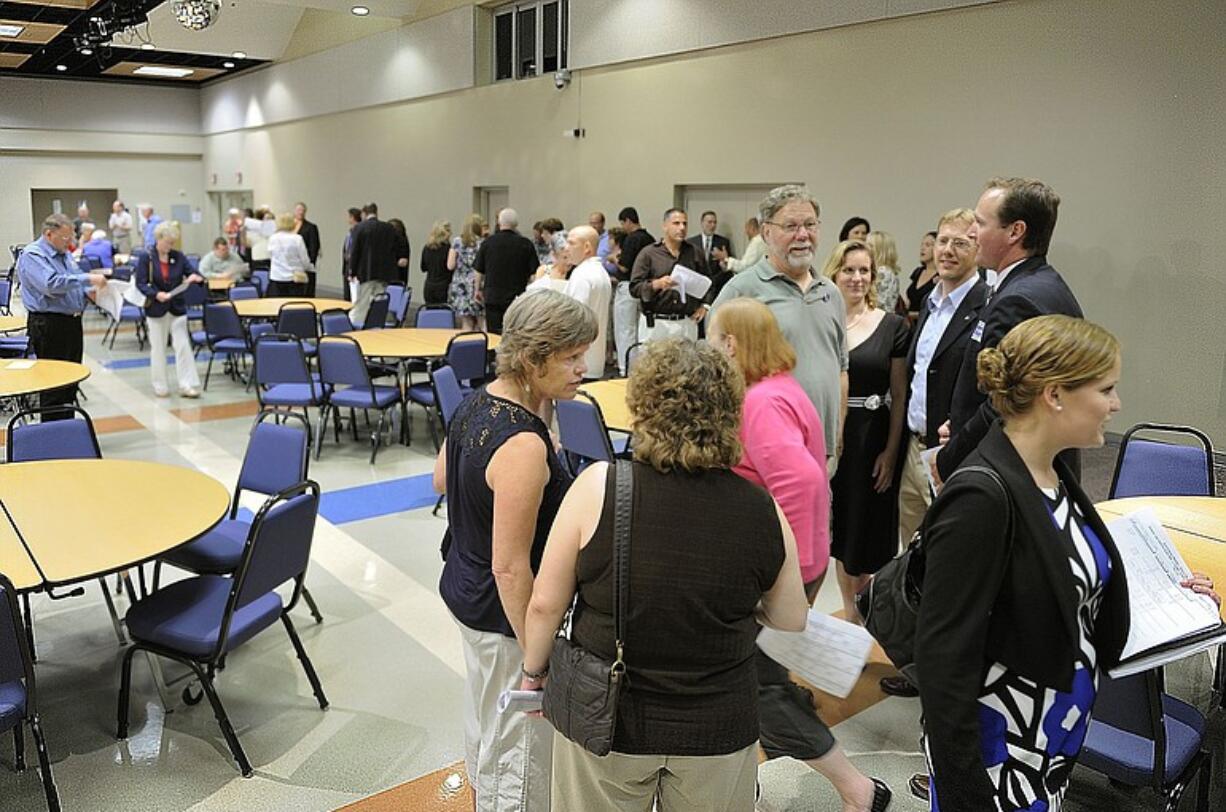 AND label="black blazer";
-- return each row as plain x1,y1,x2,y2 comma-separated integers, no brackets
936,255,1082,479
686,233,731,270
349,217,401,284
905,279,988,447
297,219,320,265
915,422,1129,810
135,249,194,318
